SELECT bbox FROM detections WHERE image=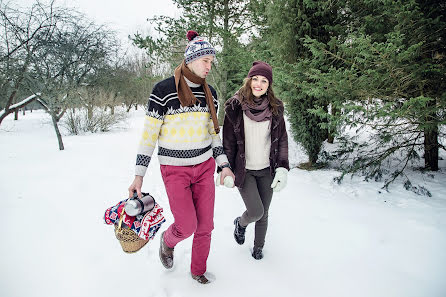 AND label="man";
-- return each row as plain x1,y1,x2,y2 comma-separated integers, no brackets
128,30,235,284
